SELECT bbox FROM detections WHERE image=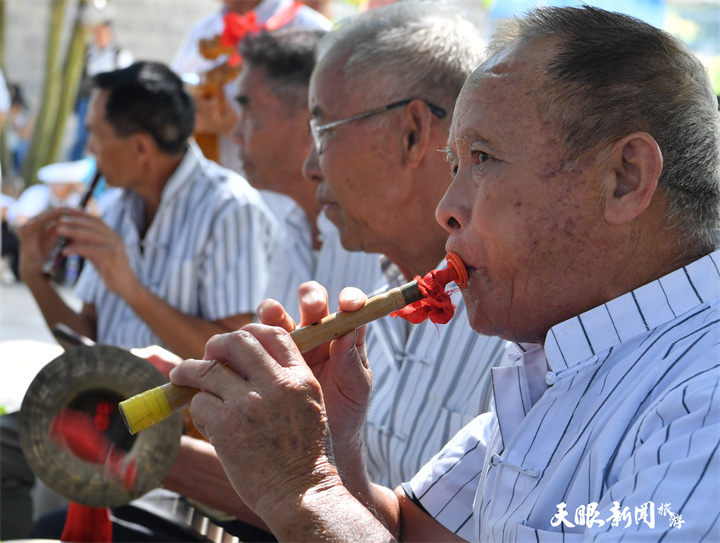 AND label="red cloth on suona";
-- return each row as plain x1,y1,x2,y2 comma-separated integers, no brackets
390,267,458,325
